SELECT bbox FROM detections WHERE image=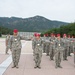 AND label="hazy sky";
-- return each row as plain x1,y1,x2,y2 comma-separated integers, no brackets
0,0,75,22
